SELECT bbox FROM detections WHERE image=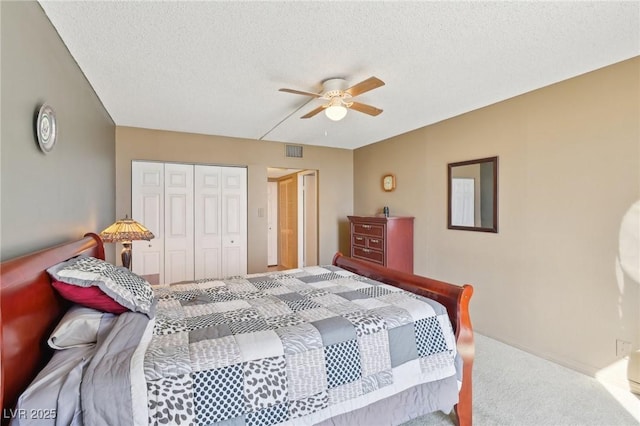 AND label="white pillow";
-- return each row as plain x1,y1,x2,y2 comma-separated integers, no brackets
48,305,115,349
